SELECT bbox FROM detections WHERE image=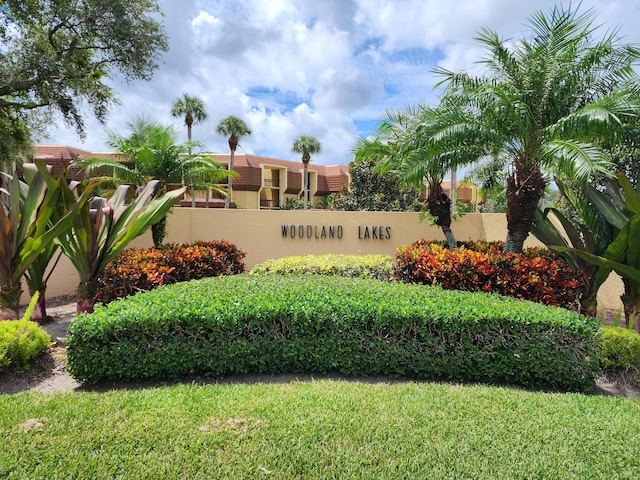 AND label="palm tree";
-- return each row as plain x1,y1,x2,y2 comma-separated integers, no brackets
428,4,640,252
291,134,321,209
171,93,208,207
358,101,483,248
76,117,231,247
216,116,251,209
170,93,208,142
